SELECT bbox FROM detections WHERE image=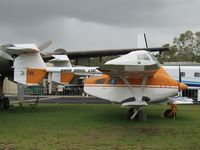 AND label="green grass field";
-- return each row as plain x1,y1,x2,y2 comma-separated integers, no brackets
0,103,200,150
